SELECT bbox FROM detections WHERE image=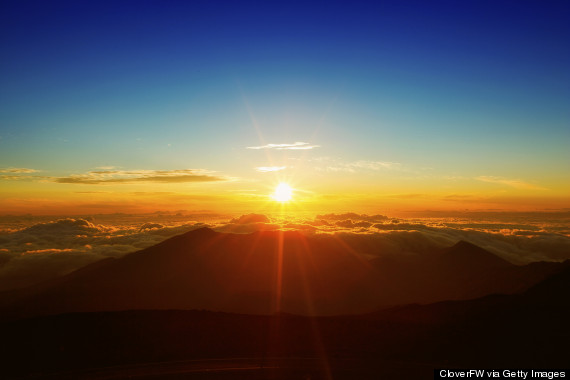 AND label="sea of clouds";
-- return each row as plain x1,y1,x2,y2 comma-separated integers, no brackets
1,212,569,292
